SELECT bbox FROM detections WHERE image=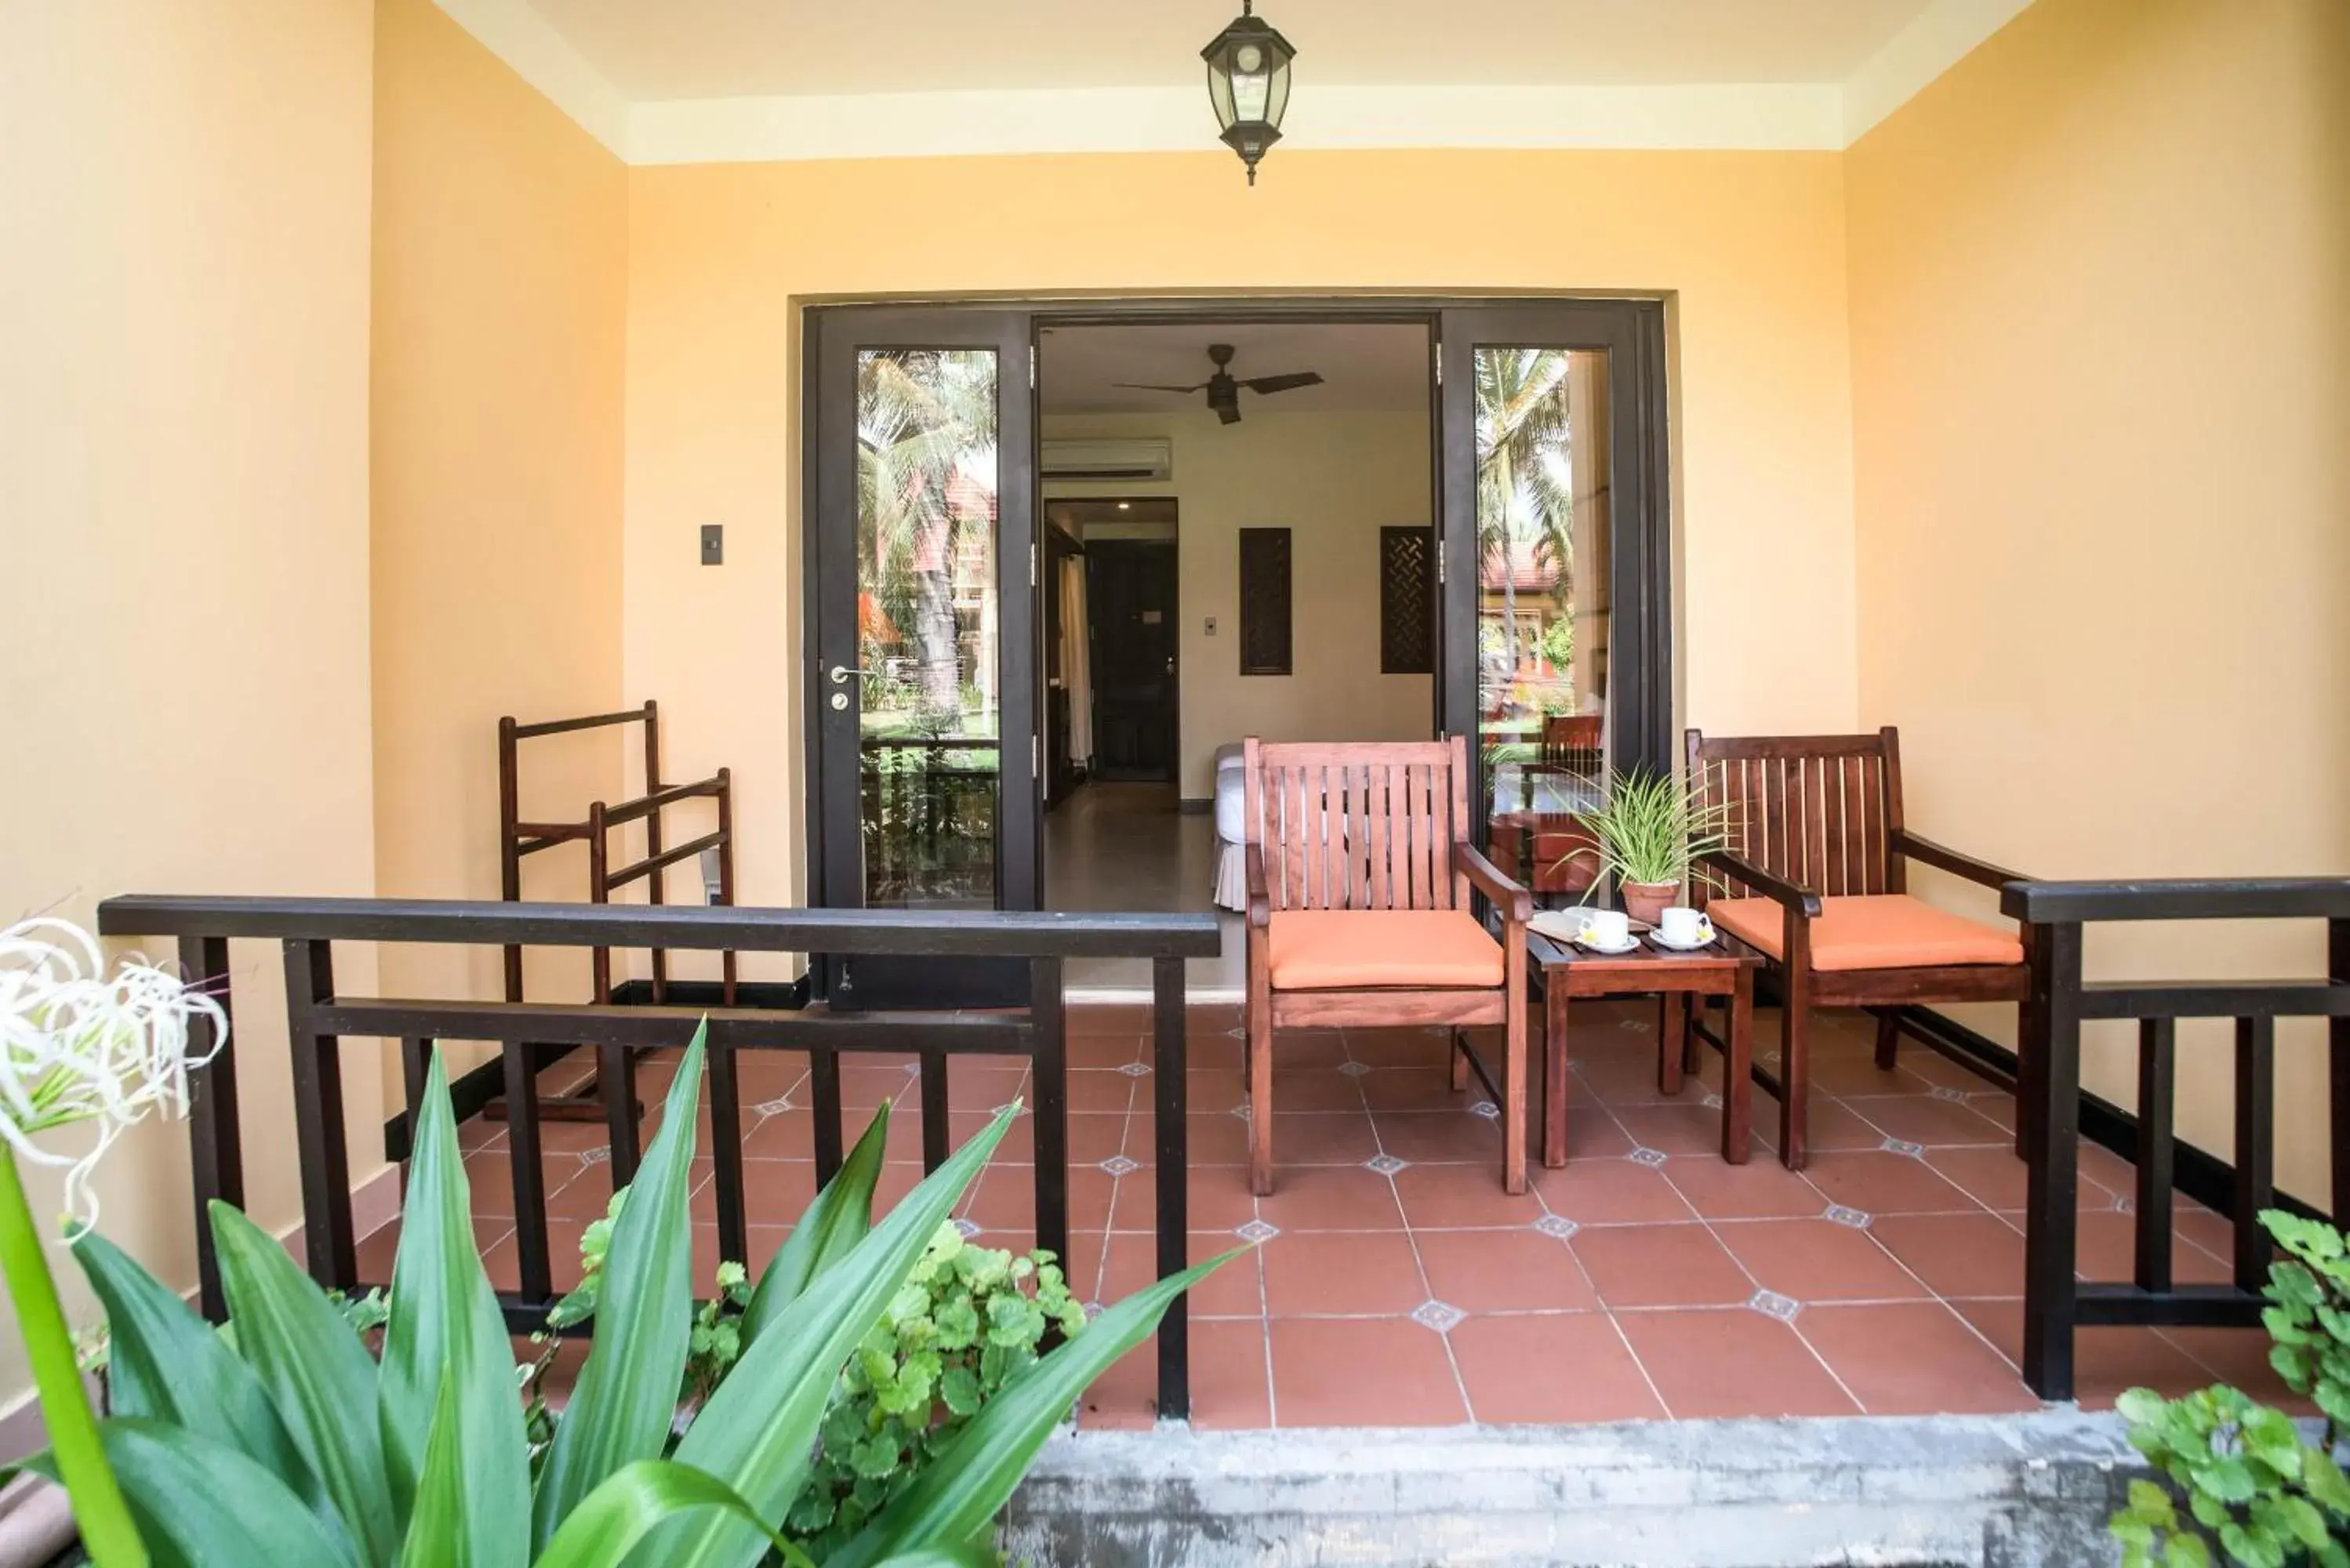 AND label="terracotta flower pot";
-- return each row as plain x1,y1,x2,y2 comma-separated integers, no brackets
1619,880,1679,927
